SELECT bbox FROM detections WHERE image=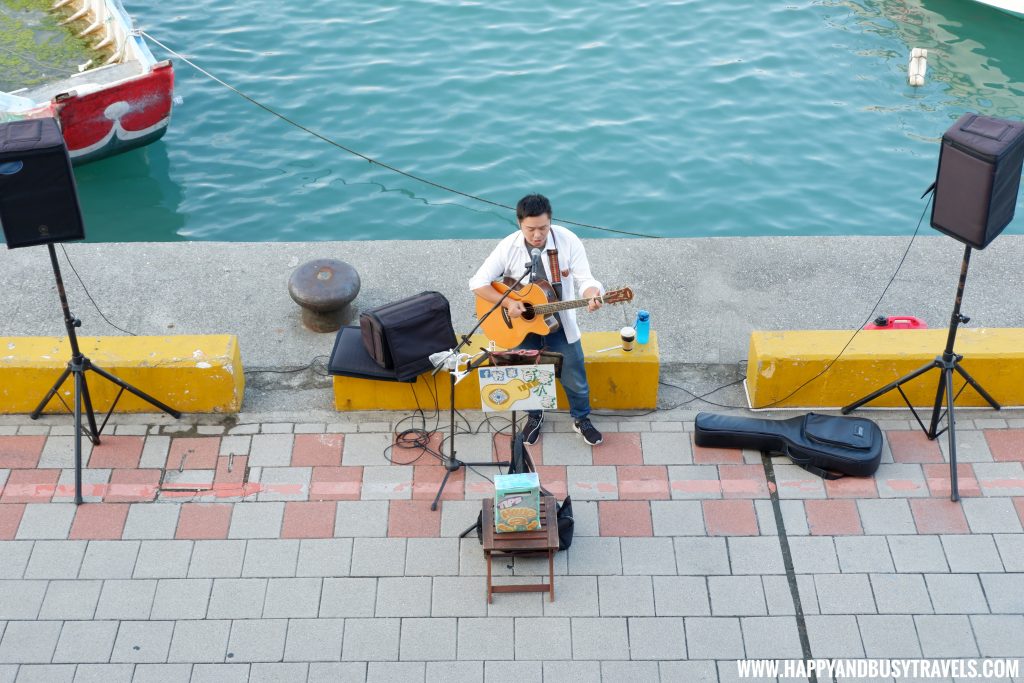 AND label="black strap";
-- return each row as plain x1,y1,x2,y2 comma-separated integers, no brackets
764,451,845,480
